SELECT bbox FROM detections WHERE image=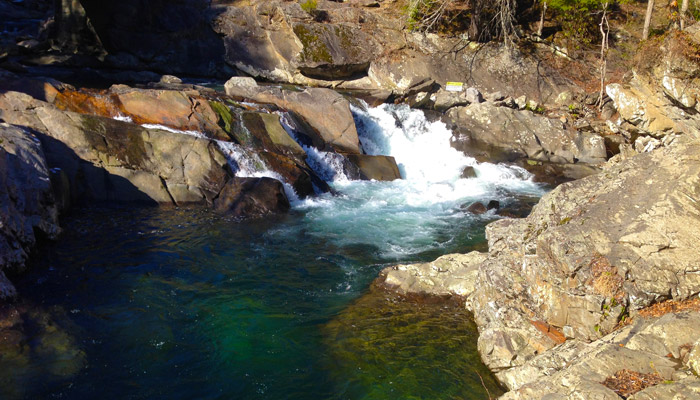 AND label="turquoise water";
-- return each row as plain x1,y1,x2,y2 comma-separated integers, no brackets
11,201,506,399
